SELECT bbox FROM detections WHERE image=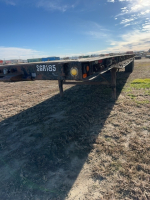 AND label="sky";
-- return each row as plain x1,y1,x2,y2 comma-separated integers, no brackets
0,0,150,59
